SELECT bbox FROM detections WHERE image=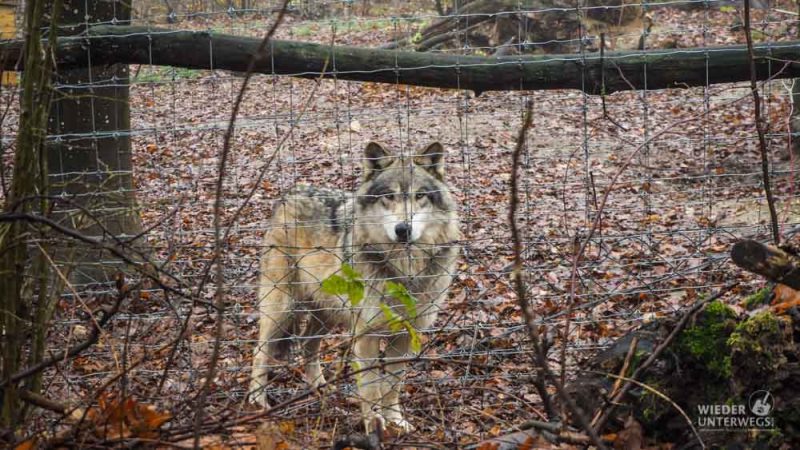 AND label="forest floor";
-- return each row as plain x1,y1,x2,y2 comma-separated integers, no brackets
4,2,800,448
